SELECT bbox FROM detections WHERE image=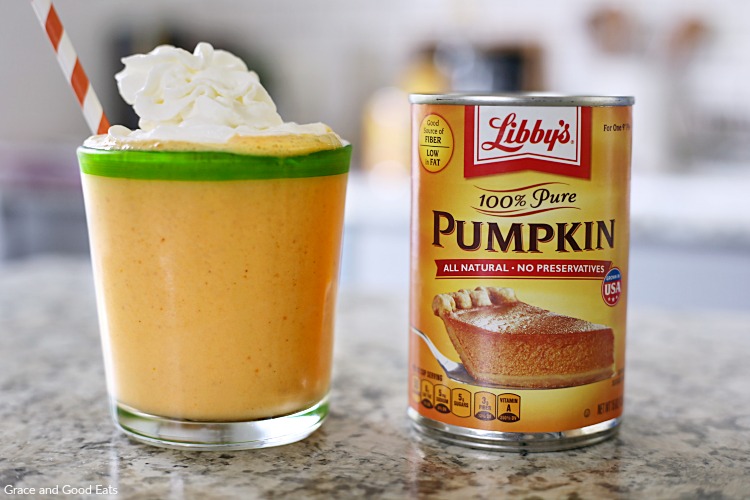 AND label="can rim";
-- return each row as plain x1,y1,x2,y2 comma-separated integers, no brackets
409,93,634,107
